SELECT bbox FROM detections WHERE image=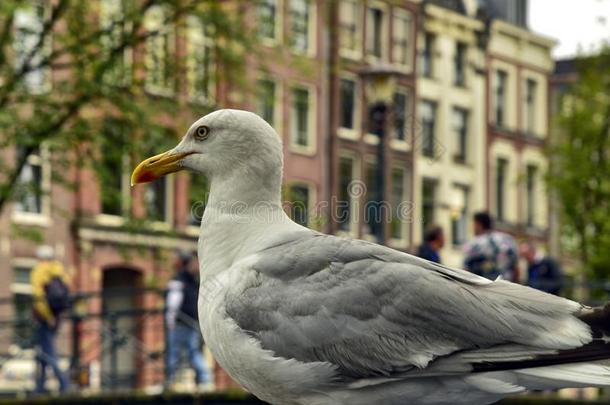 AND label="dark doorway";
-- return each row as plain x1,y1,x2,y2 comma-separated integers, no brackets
101,267,141,390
